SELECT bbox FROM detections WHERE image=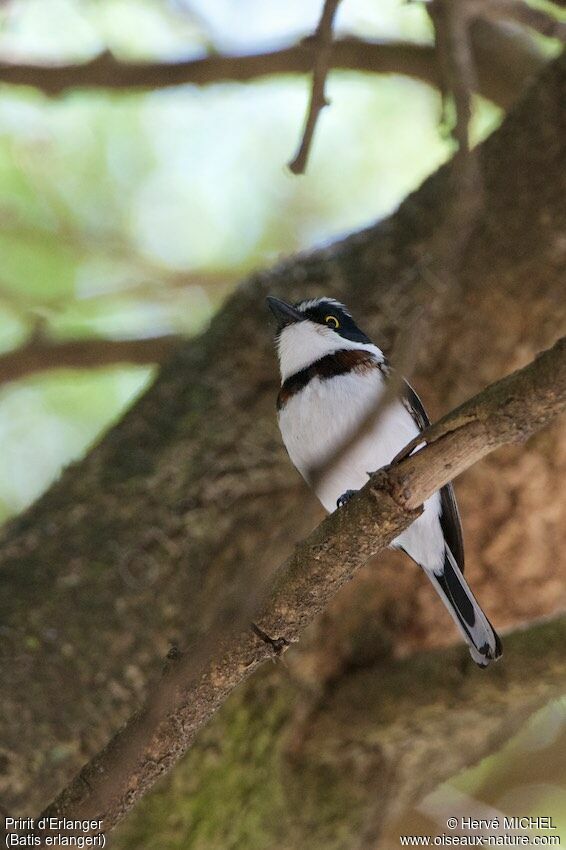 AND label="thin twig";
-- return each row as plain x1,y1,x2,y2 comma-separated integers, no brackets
288,0,342,174
432,0,476,154
428,0,485,278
